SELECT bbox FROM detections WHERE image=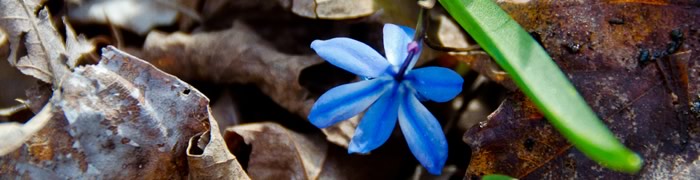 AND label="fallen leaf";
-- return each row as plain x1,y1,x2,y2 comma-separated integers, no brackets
140,21,364,147
210,91,241,135
0,1,68,83
464,1,700,179
288,0,376,19
432,15,473,50
62,18,95,68
225,122,413,179
225,122,327,179
67,0,182,34
0,103,52,156
0,46,247,178
0,27,6,46
187,110,250,180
